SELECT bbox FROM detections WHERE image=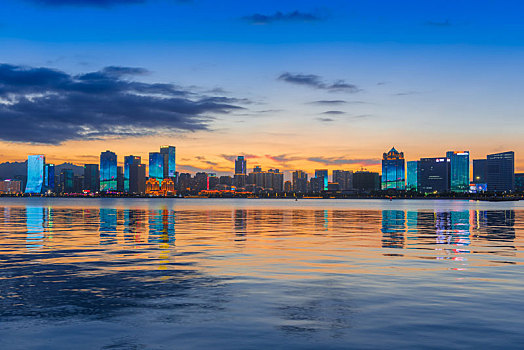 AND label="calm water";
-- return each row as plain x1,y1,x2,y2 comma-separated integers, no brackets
1,198,523,349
